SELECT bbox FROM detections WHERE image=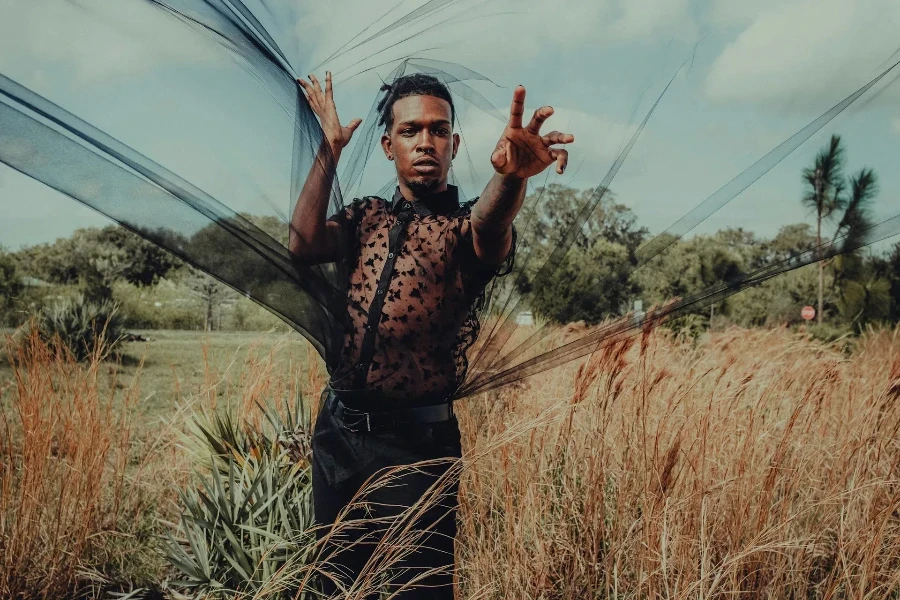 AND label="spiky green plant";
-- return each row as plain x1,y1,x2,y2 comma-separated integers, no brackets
164,396,317,599
35,294,127,361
